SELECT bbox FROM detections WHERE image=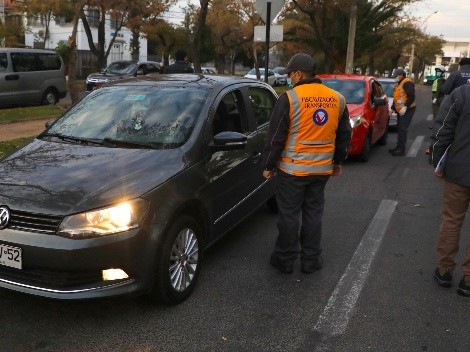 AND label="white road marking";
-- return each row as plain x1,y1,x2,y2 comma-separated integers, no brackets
407,135,425,157
426,114,433,121
313,199,398,344
403,168,409,177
